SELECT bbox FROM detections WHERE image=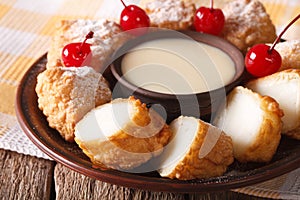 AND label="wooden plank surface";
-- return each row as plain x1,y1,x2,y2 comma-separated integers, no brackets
0,149,55,200
54,163,268,200
0,149,268,200
54,163,186,200
189,192,267,200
